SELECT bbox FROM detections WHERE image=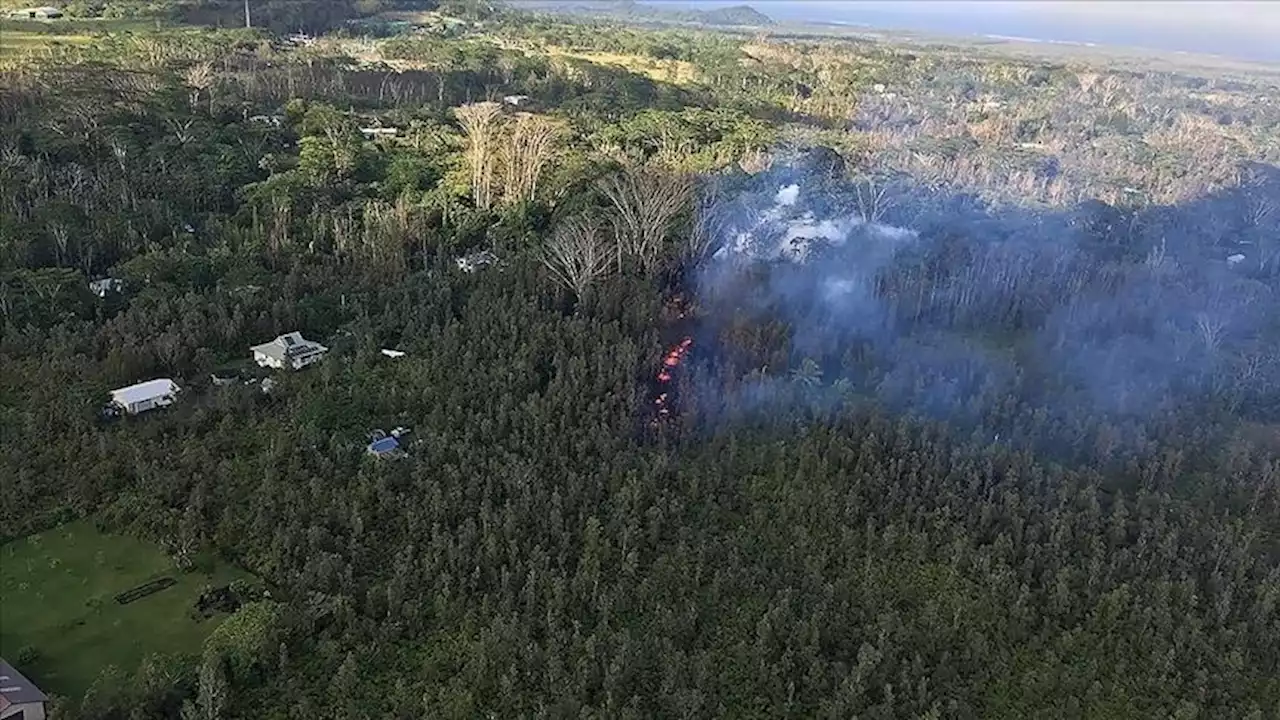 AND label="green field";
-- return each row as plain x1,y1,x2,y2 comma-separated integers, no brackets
0,520,253,697
0,18,158,60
